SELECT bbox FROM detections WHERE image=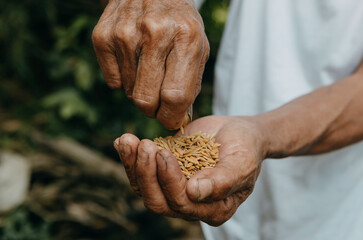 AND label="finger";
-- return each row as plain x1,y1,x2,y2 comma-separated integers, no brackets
113,21,141,98
195,35,210,96
132,15,172,117
156,149,238,224
114,134,140,194
156,149,197,215
200,187,255,226
135,140,176,217
201,194,242,227
157,21,205,130
186,149,256,202
92,2,122,89
93,34,122,90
